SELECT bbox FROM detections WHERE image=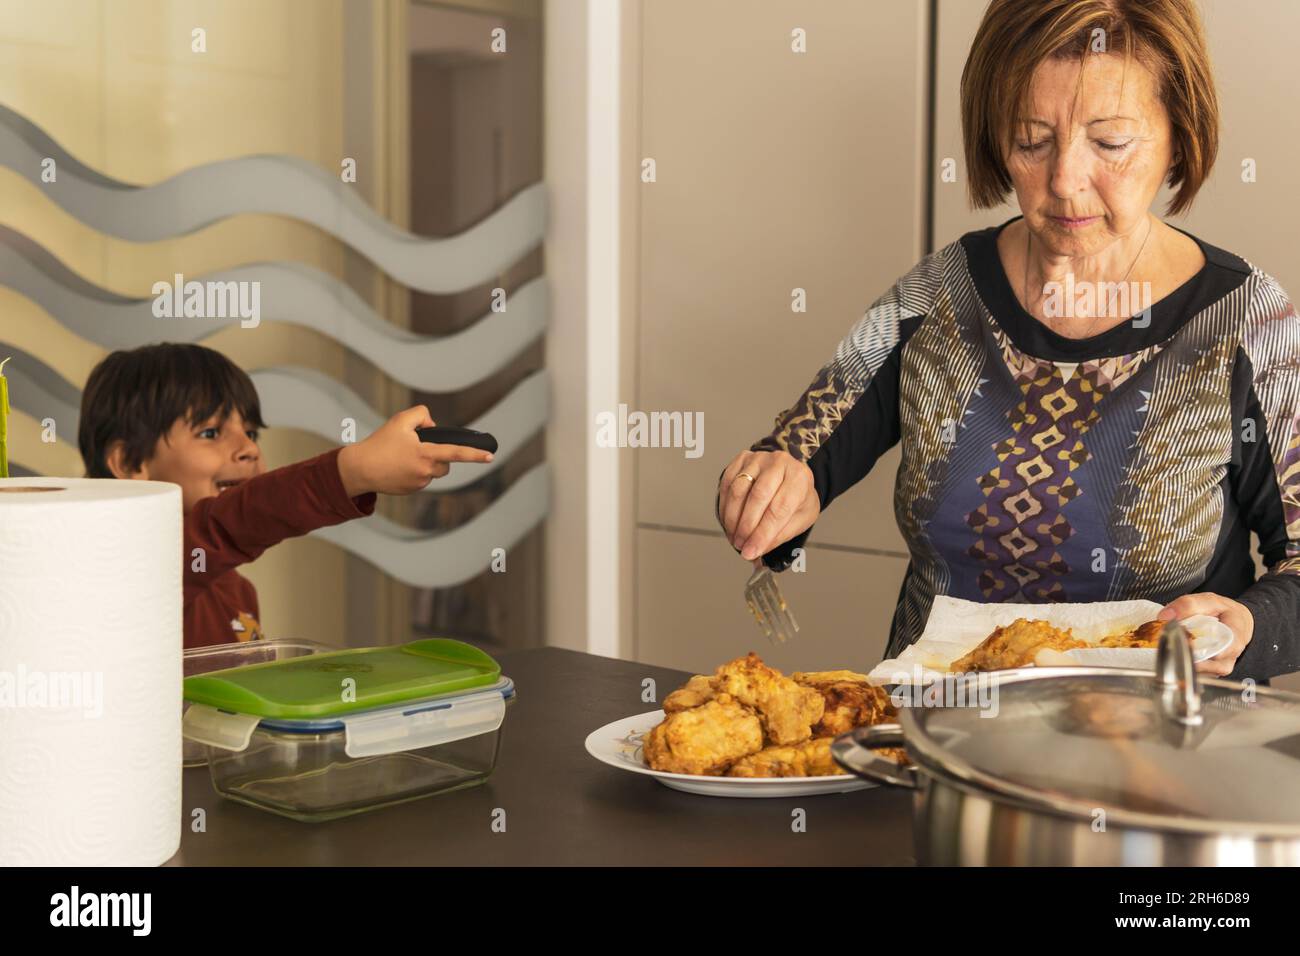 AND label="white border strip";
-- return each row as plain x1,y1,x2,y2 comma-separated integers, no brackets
585,0,622,658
